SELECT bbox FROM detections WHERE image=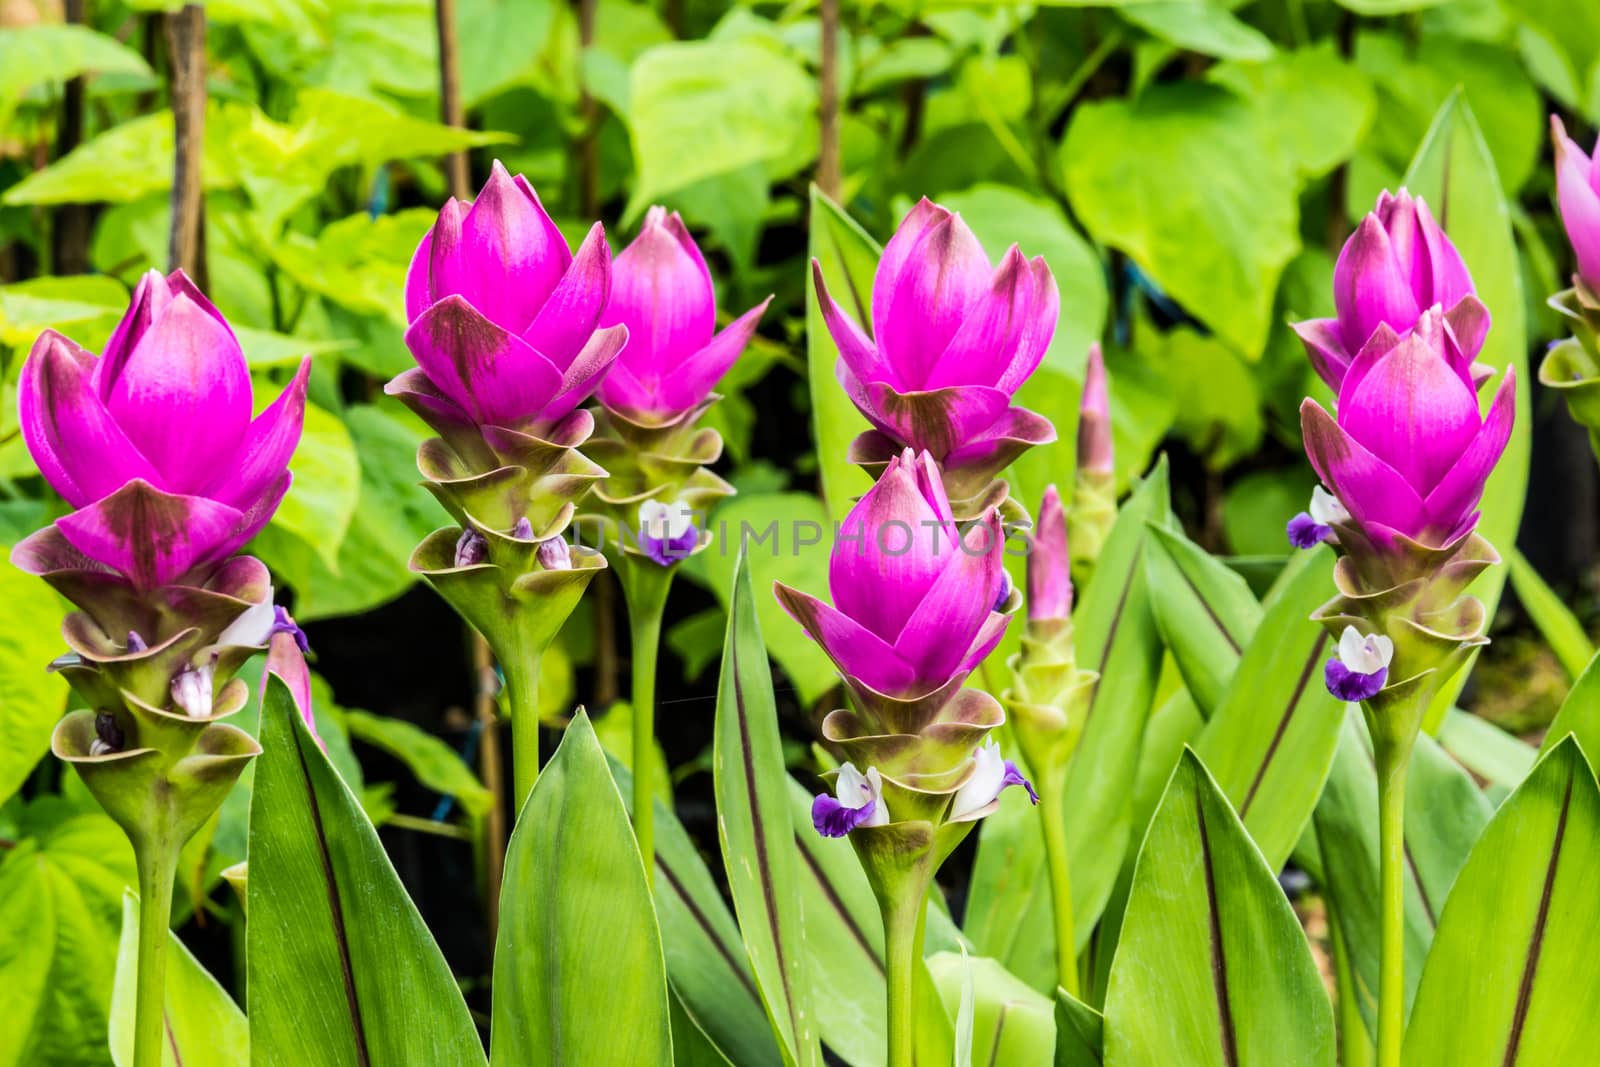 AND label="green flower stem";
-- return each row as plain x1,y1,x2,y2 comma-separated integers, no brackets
619,558,675,889
502,650,544,814
882,872,932,1067
132,823,179,1067
1038,775,1079,998
1374,735,1412,1067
